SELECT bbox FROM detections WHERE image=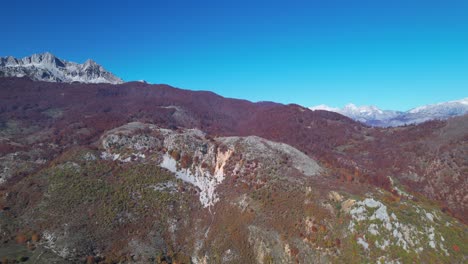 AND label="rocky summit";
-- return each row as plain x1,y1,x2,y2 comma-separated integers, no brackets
0,52,123,84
